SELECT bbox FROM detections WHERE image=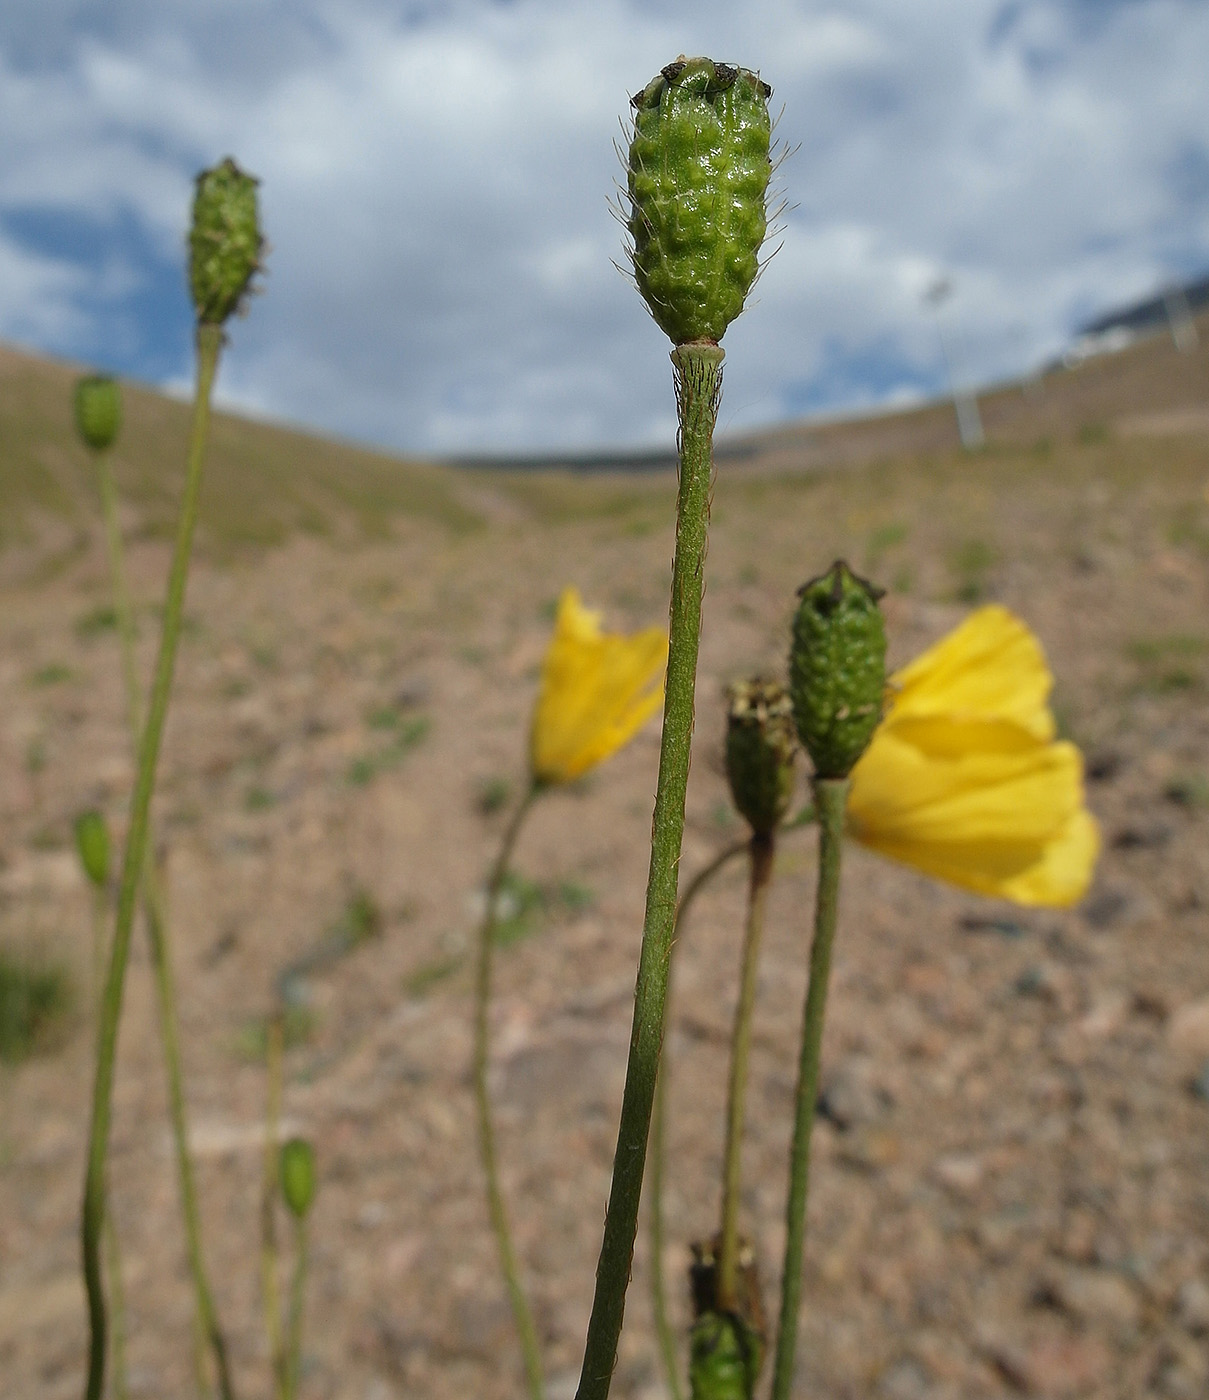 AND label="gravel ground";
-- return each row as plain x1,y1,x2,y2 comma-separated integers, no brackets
2,424,1208,1400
